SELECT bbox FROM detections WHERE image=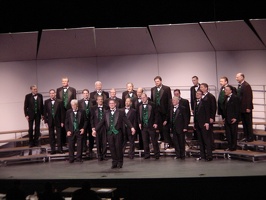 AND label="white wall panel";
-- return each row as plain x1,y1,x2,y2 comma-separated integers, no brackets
36,58,98,98
97,55,158,98
0,61,37,131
